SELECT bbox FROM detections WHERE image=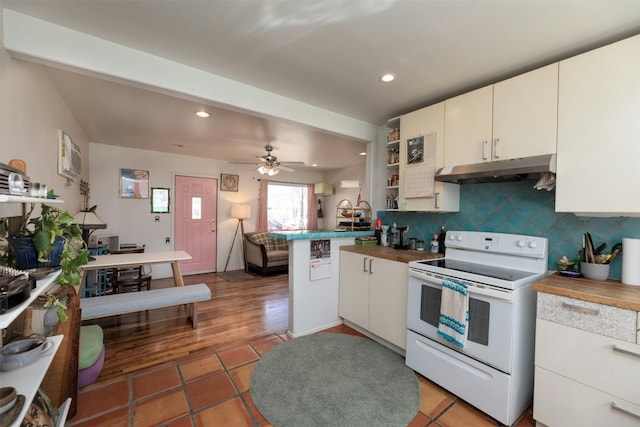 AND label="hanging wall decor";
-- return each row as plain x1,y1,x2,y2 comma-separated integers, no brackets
151,187,170,213
220,173,239,192
120,169,150,198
